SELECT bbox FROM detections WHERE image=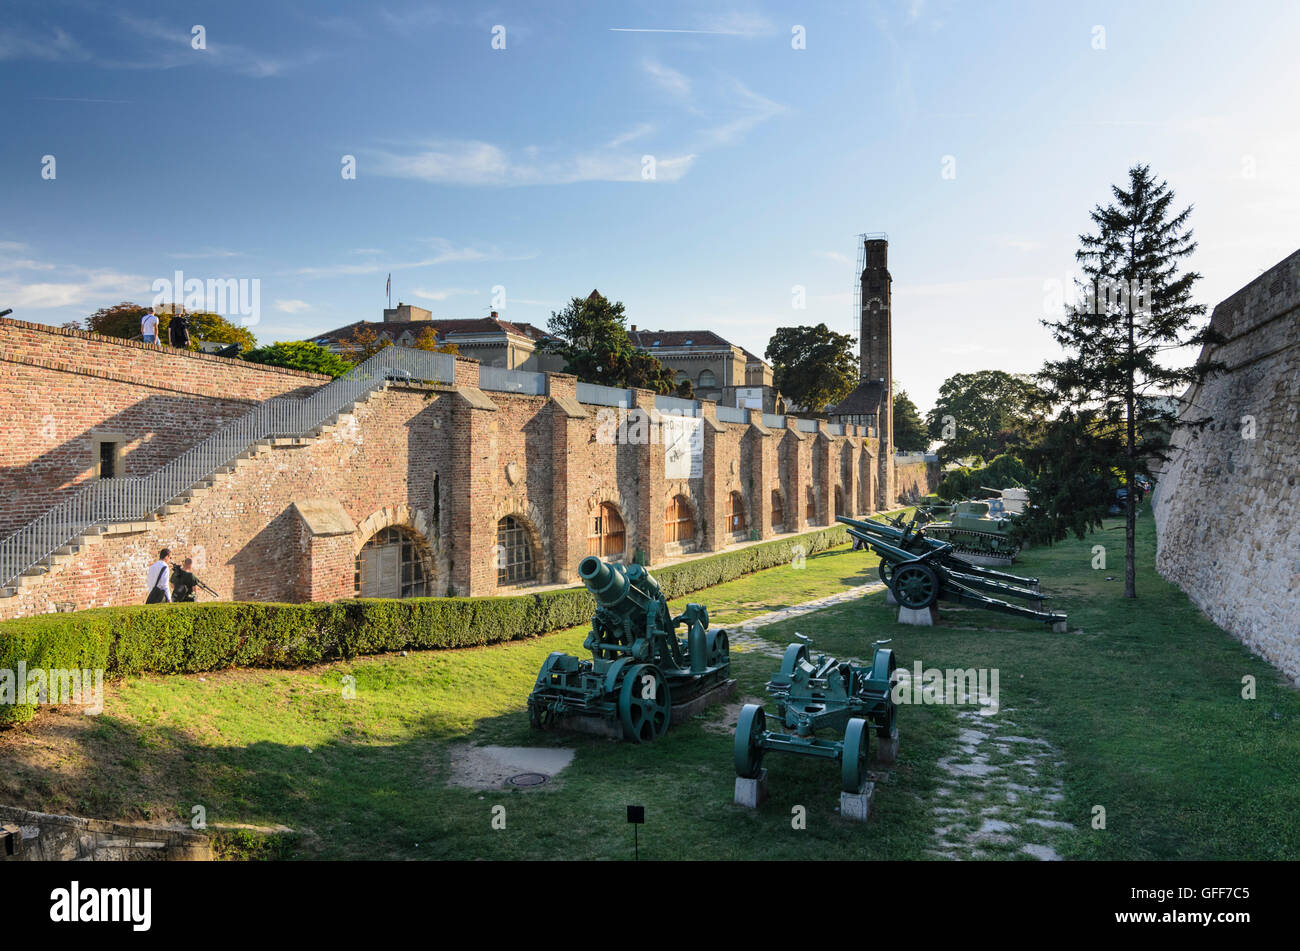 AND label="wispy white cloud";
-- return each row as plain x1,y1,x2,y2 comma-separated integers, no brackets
0,26,91,63
607,123,655,148
412,287,476,301
370,140,696,186
274,299,311,313
292,238,531,278
696,79,787,147
169,247,246,260
814,250,853,266
643,58,692,99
